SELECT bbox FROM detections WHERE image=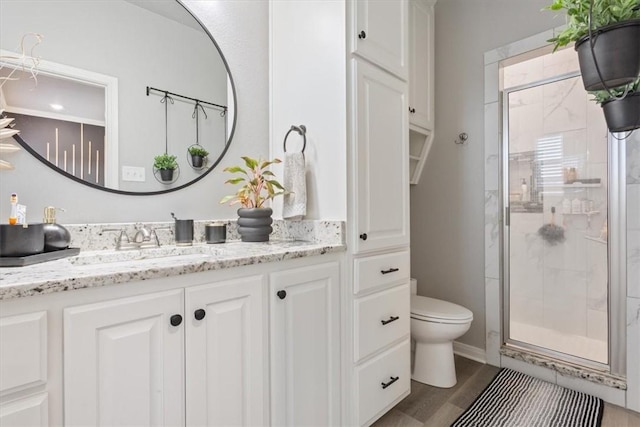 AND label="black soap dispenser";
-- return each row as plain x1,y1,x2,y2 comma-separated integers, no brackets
43,206,71,251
